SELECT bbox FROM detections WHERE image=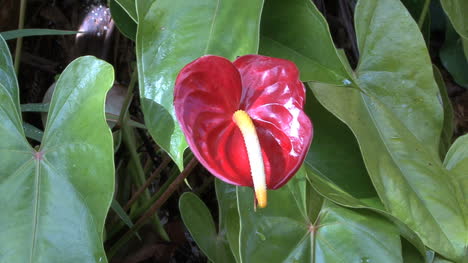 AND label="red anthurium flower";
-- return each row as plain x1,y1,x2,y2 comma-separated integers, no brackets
174,55,313,208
